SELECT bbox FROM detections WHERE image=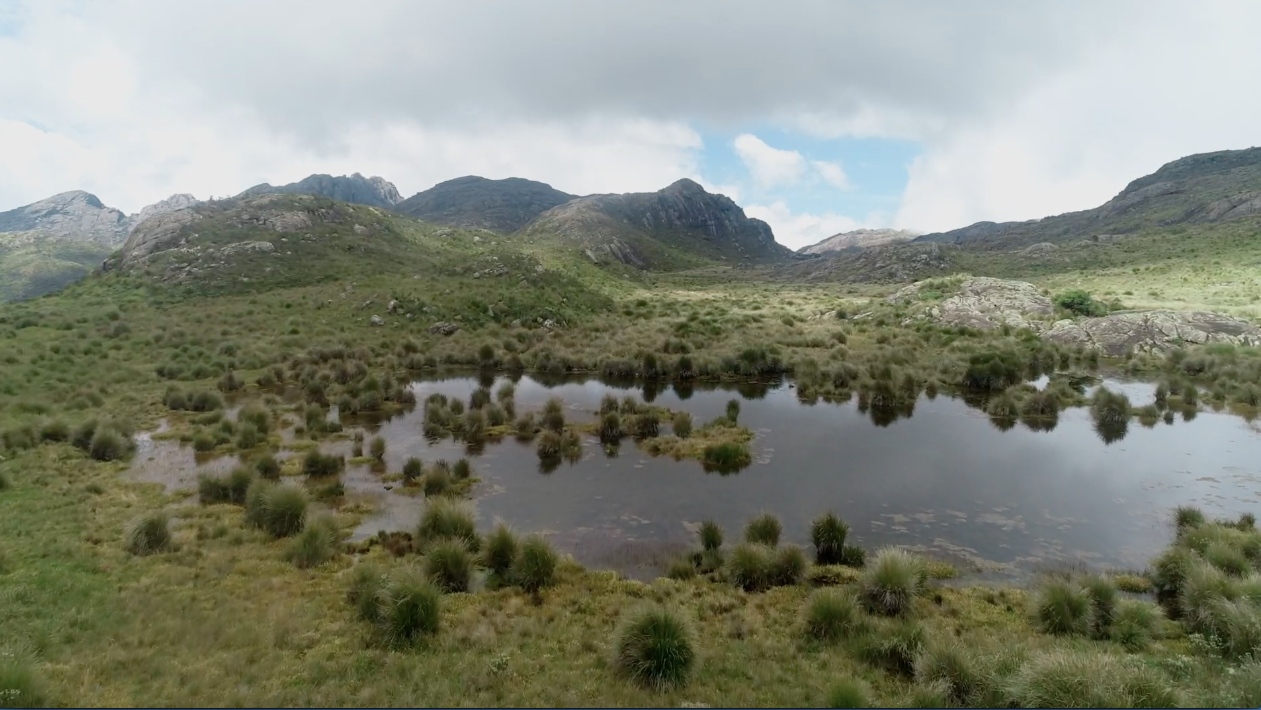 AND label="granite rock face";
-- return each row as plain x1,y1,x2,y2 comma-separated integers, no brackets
890,277,1054,331
0,191,129,245
1043,311,1261,355
797,228,917,254
239,173,401,208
